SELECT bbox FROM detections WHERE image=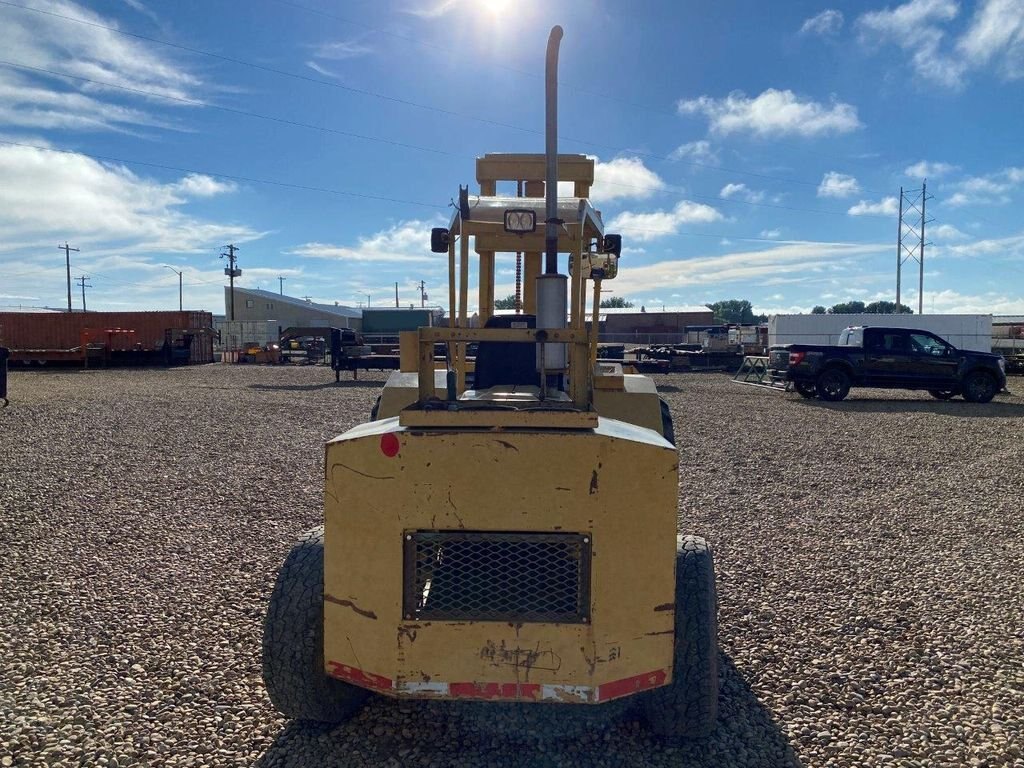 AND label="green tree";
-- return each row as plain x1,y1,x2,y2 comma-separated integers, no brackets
600,296,635,308
493,294,518,310
811,305,827,314
828,301,866,314
864,300,913,314
706,299,756,324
